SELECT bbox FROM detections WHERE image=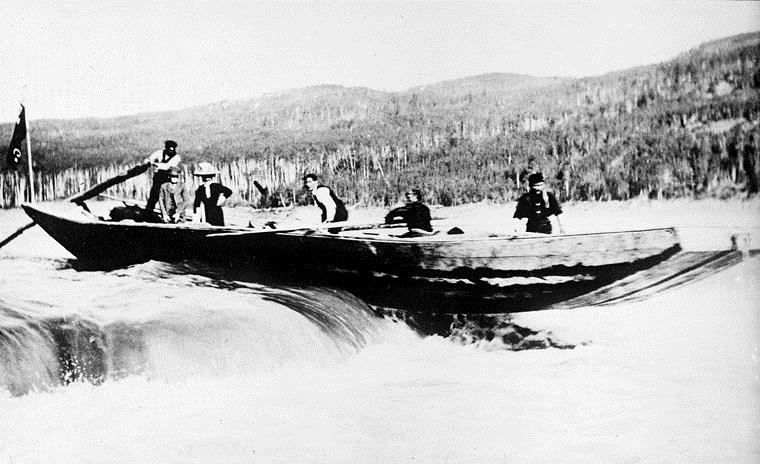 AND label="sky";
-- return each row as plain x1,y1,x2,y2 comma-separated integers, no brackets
0,0,758,122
